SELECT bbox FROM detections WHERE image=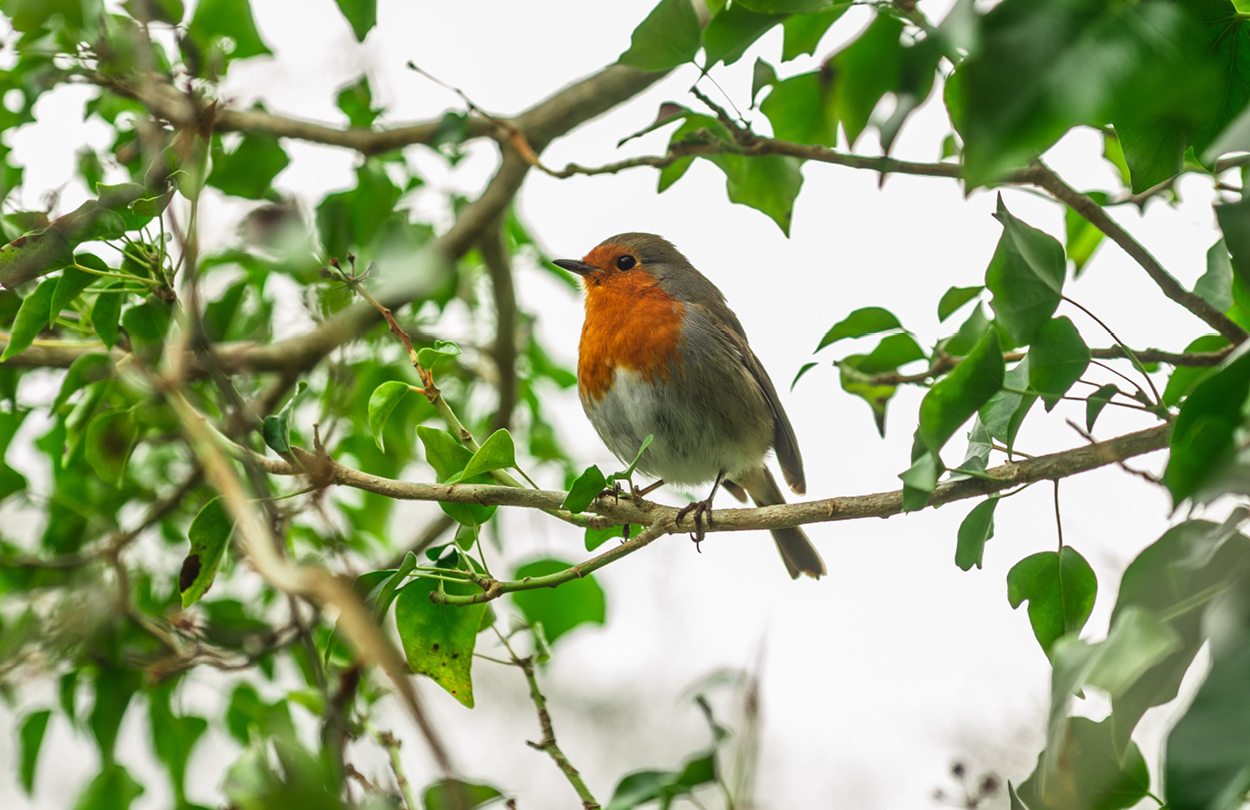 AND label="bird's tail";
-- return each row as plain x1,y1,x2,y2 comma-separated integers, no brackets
736,468,825,580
